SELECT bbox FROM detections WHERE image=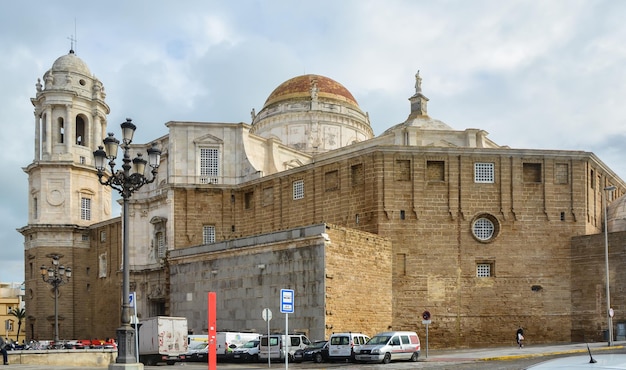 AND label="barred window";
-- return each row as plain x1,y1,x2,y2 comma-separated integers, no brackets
293,180,304,200
81,197,91,220
473,218,495,240
203,225,215,244
477,263,492,277
474,162,494,183
200,148,219,184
